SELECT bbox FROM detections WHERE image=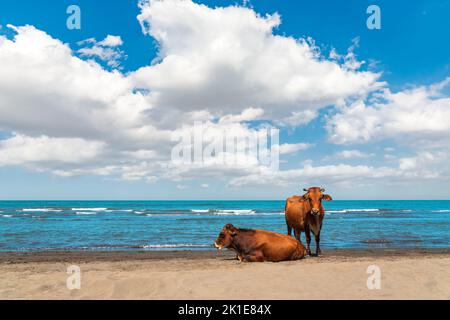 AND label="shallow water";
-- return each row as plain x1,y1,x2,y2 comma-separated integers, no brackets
0,200,449,251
